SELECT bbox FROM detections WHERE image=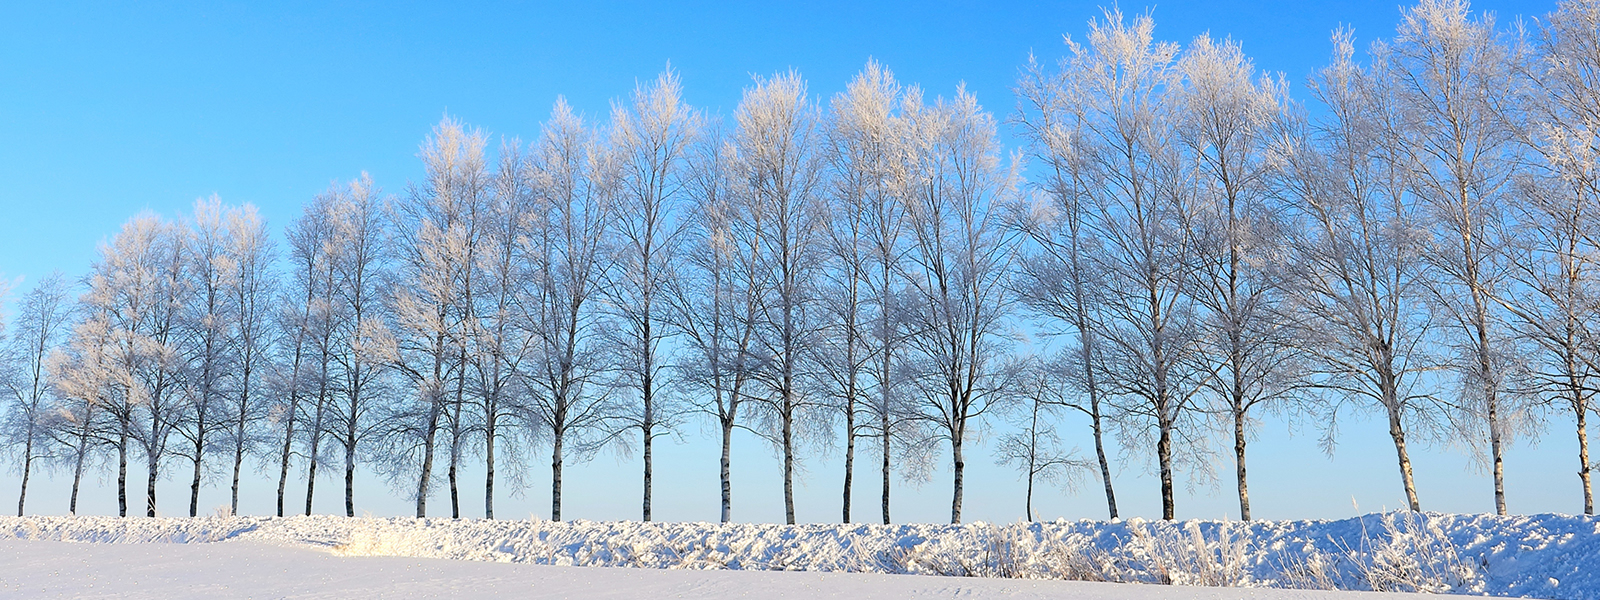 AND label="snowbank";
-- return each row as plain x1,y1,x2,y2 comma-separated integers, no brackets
1,512,1594,599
